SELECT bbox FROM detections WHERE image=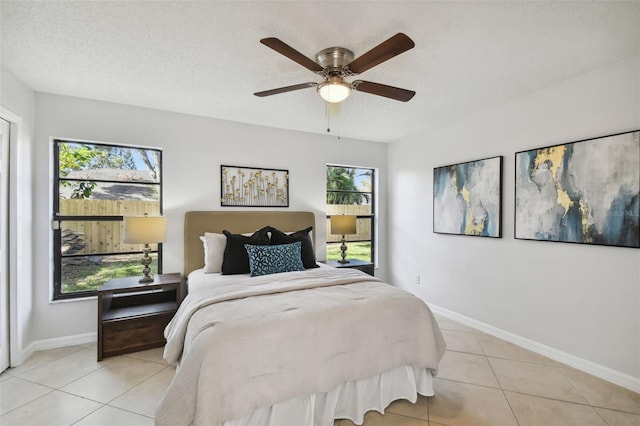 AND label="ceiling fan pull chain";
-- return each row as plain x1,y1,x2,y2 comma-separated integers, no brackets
325,102,342,140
